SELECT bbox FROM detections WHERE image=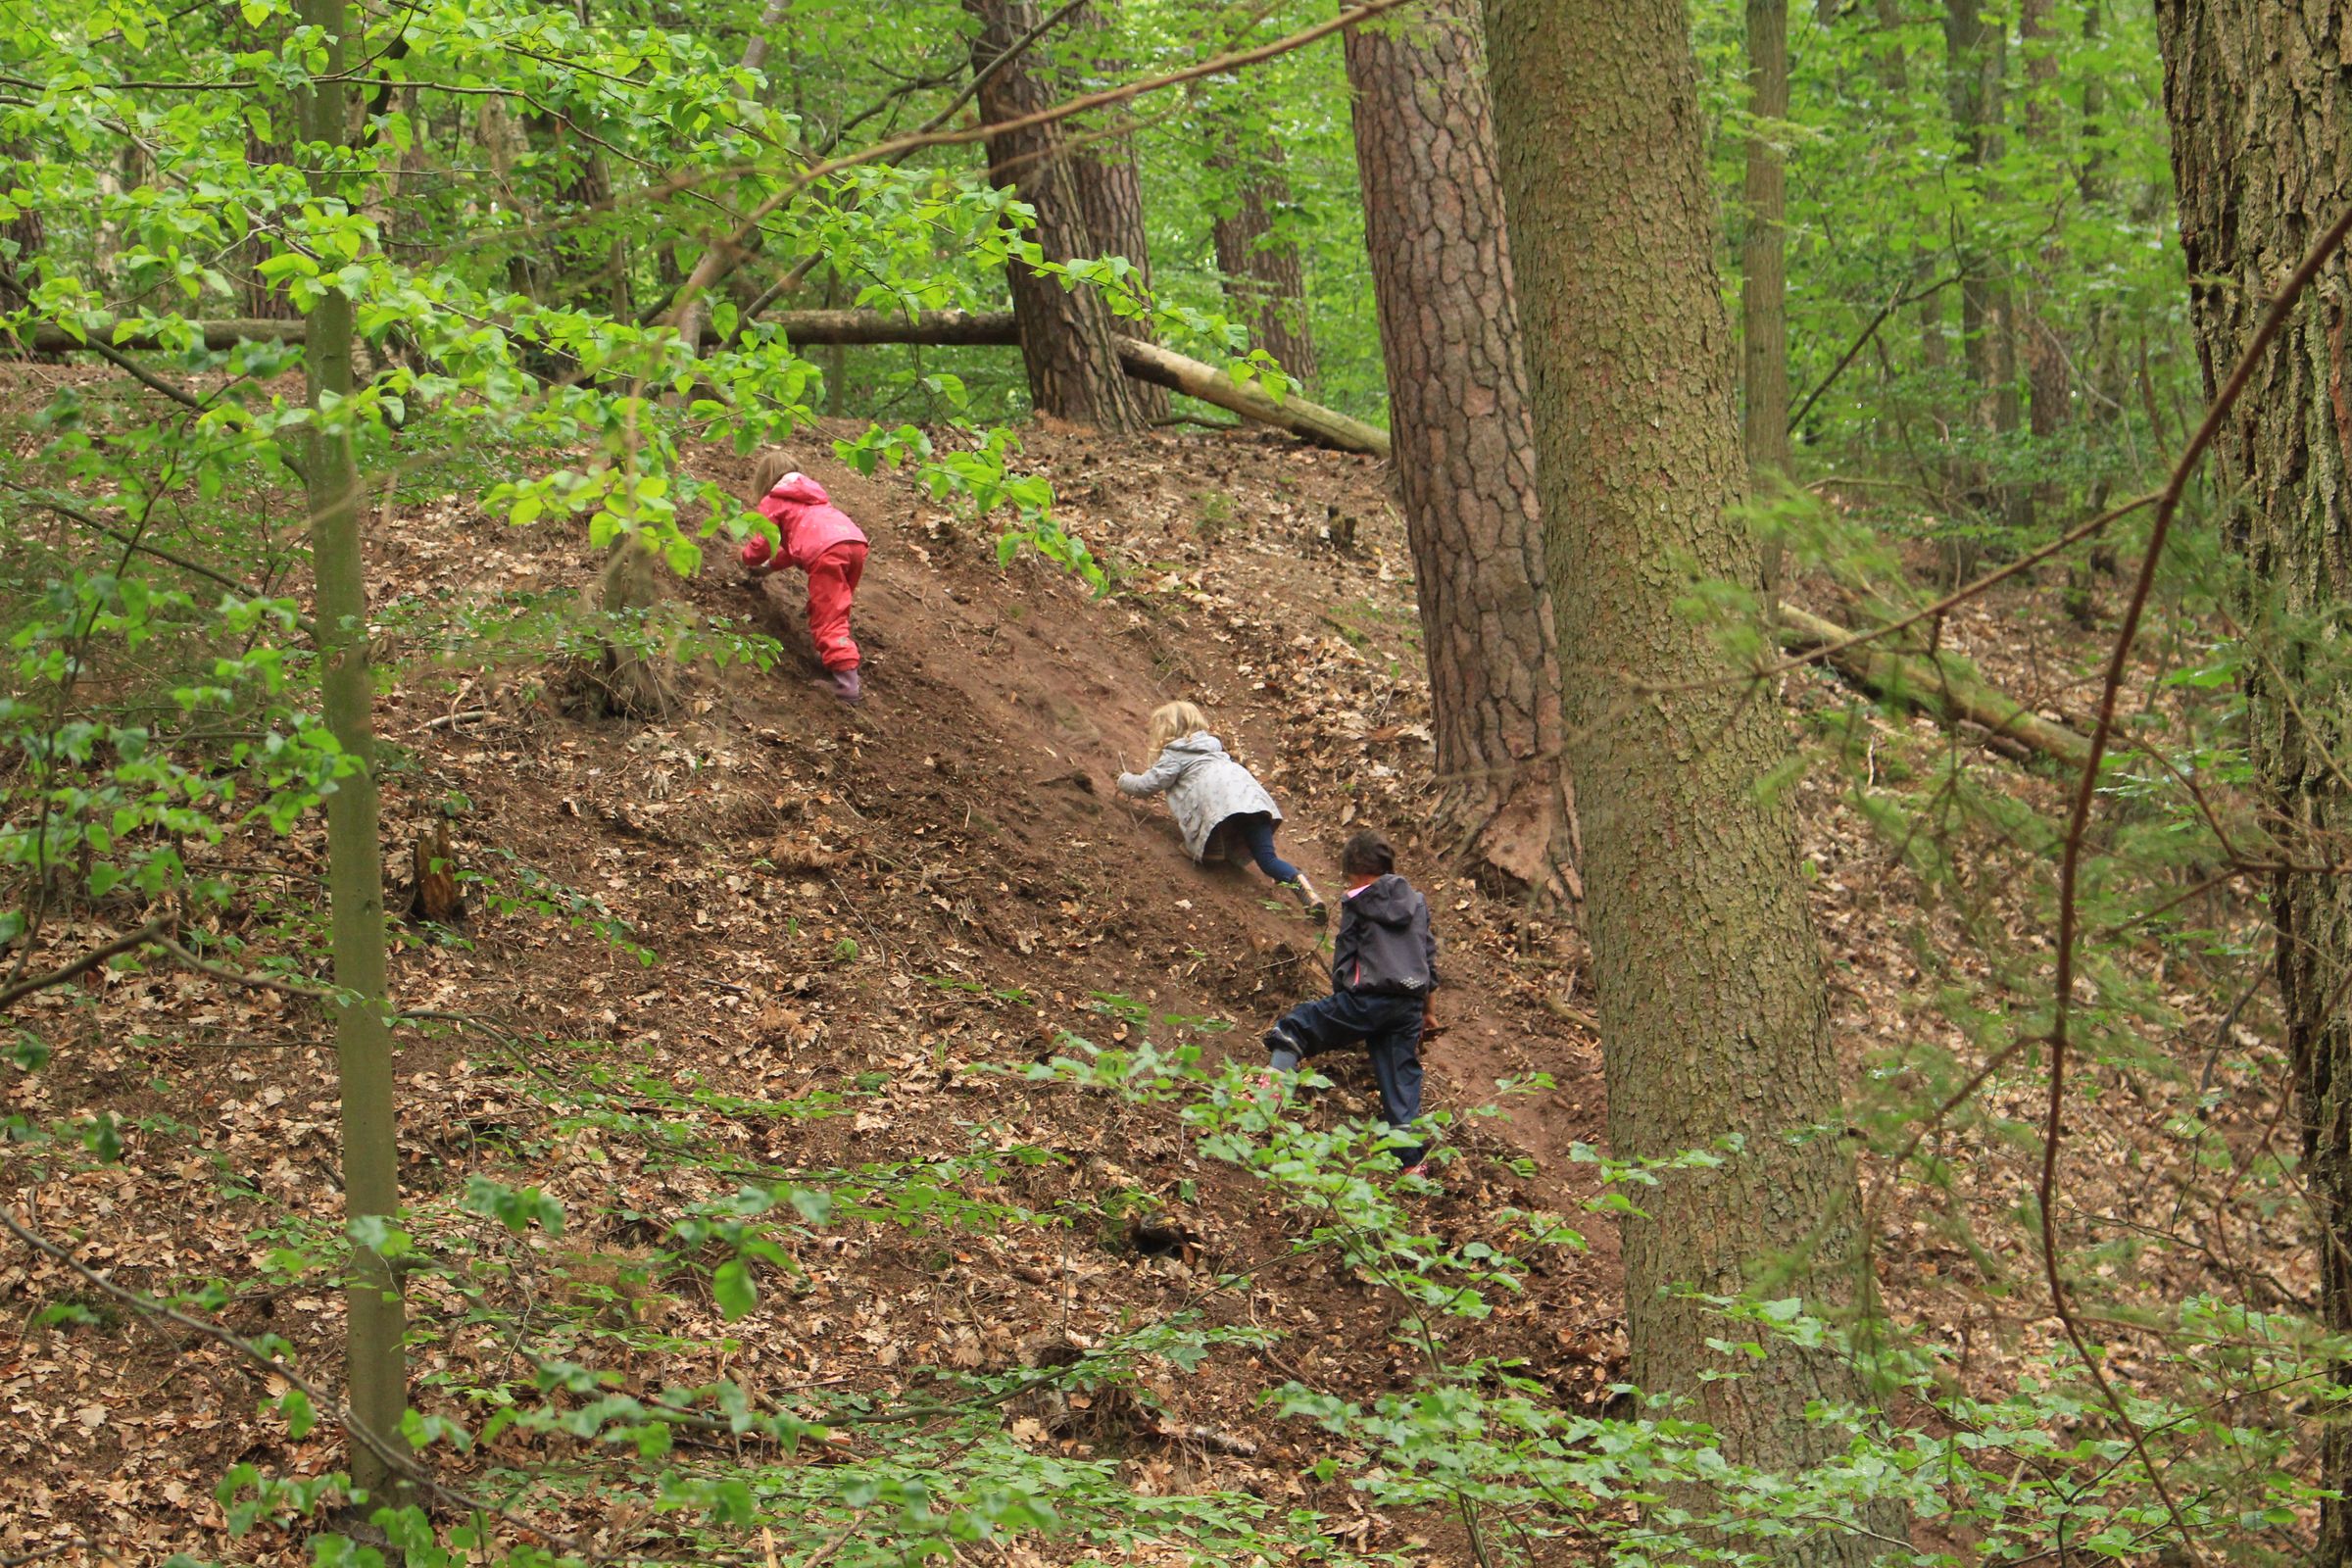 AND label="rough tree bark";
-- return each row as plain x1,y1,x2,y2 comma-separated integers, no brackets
295,0,408,1503
1209,109,1318,388
966,0,1147,431
1064,0,1167,419
1741,0,1791,596
1486,0,1892,1556
2154,3,2352,1557
1344,0,1579,902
